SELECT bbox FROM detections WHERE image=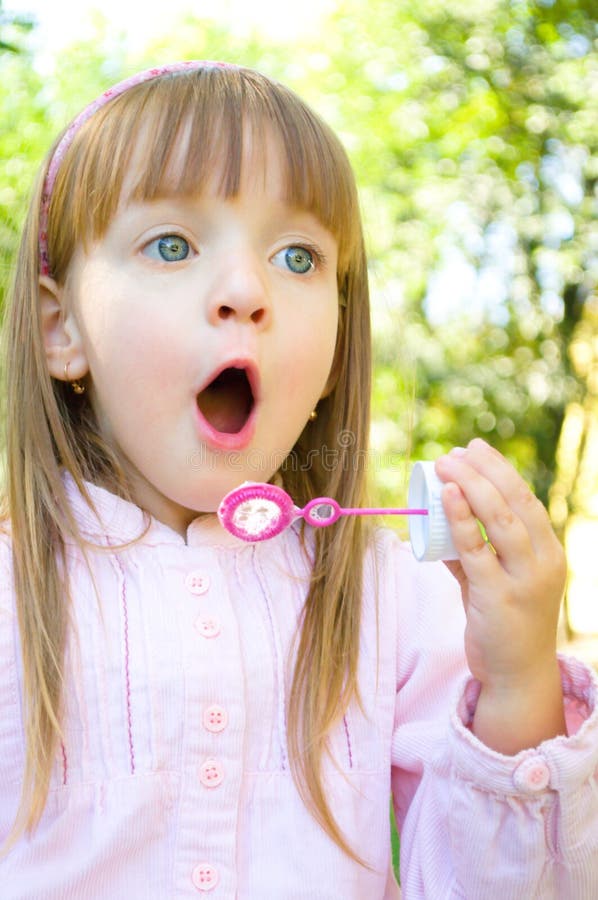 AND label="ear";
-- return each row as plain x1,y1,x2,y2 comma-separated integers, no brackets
39,275,89,382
